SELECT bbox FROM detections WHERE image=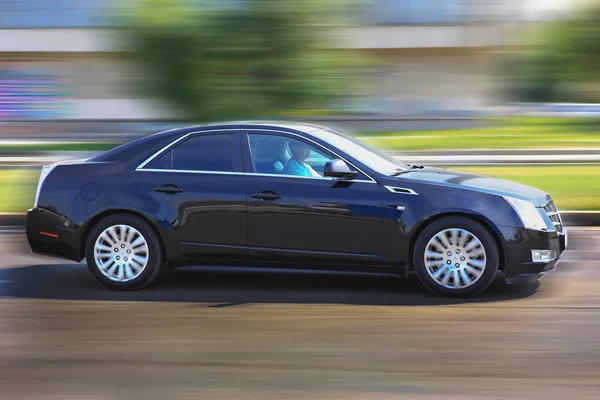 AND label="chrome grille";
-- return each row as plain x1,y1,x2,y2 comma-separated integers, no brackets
543,200,563,232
